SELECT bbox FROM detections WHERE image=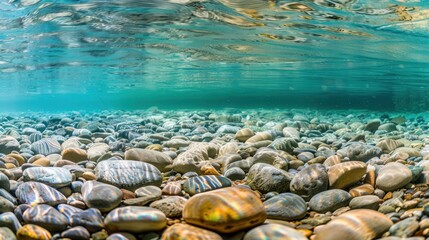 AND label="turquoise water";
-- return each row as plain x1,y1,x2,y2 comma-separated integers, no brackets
0,0,428,111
